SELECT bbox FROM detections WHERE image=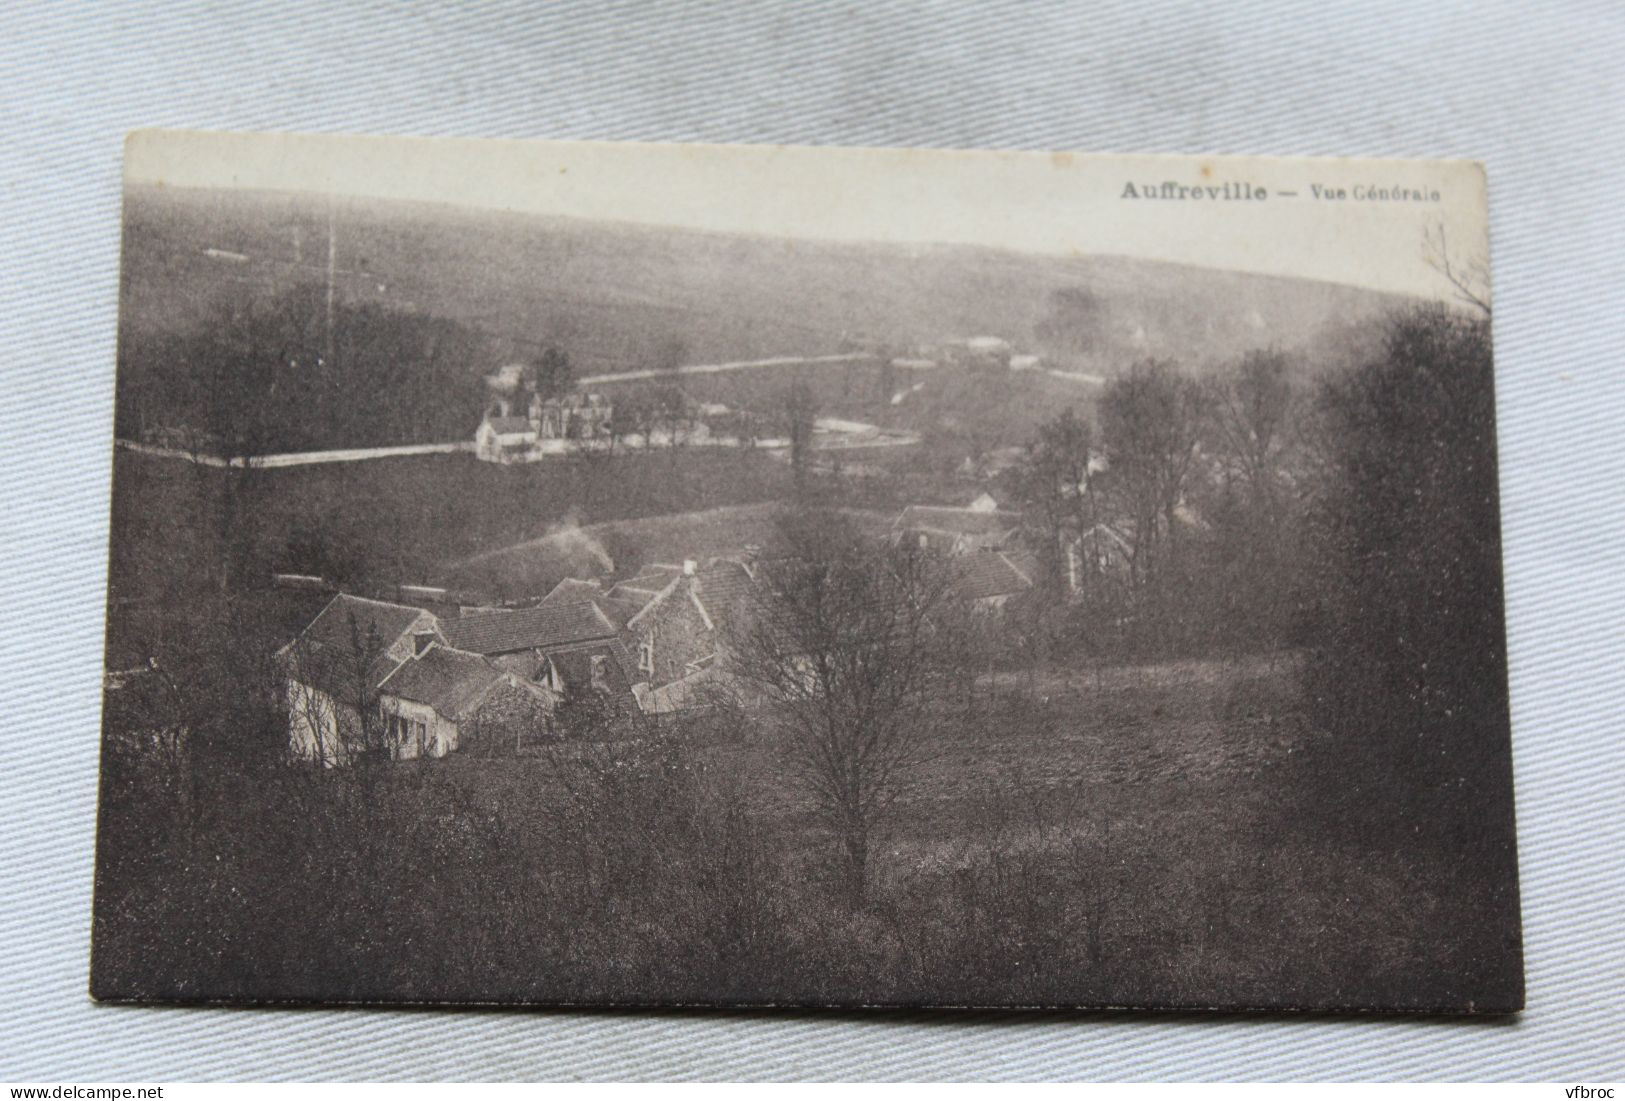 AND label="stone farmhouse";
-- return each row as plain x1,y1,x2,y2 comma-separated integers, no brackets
539,556,760,715
278,554,767,763
278,594,438,765
276,496,1100,764
277,594,558,765
377,644,549,759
